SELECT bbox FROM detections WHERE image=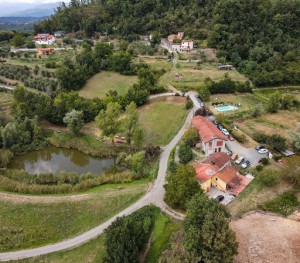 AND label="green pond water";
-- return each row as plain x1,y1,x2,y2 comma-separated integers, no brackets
8,147,119,175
